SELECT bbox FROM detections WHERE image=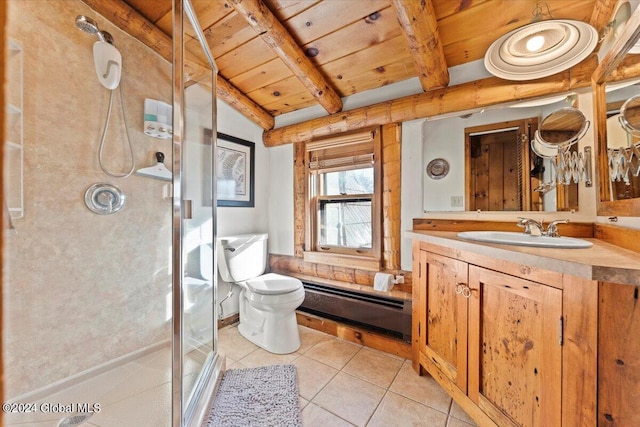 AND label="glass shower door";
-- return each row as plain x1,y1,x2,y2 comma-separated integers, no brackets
173,1,222,426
